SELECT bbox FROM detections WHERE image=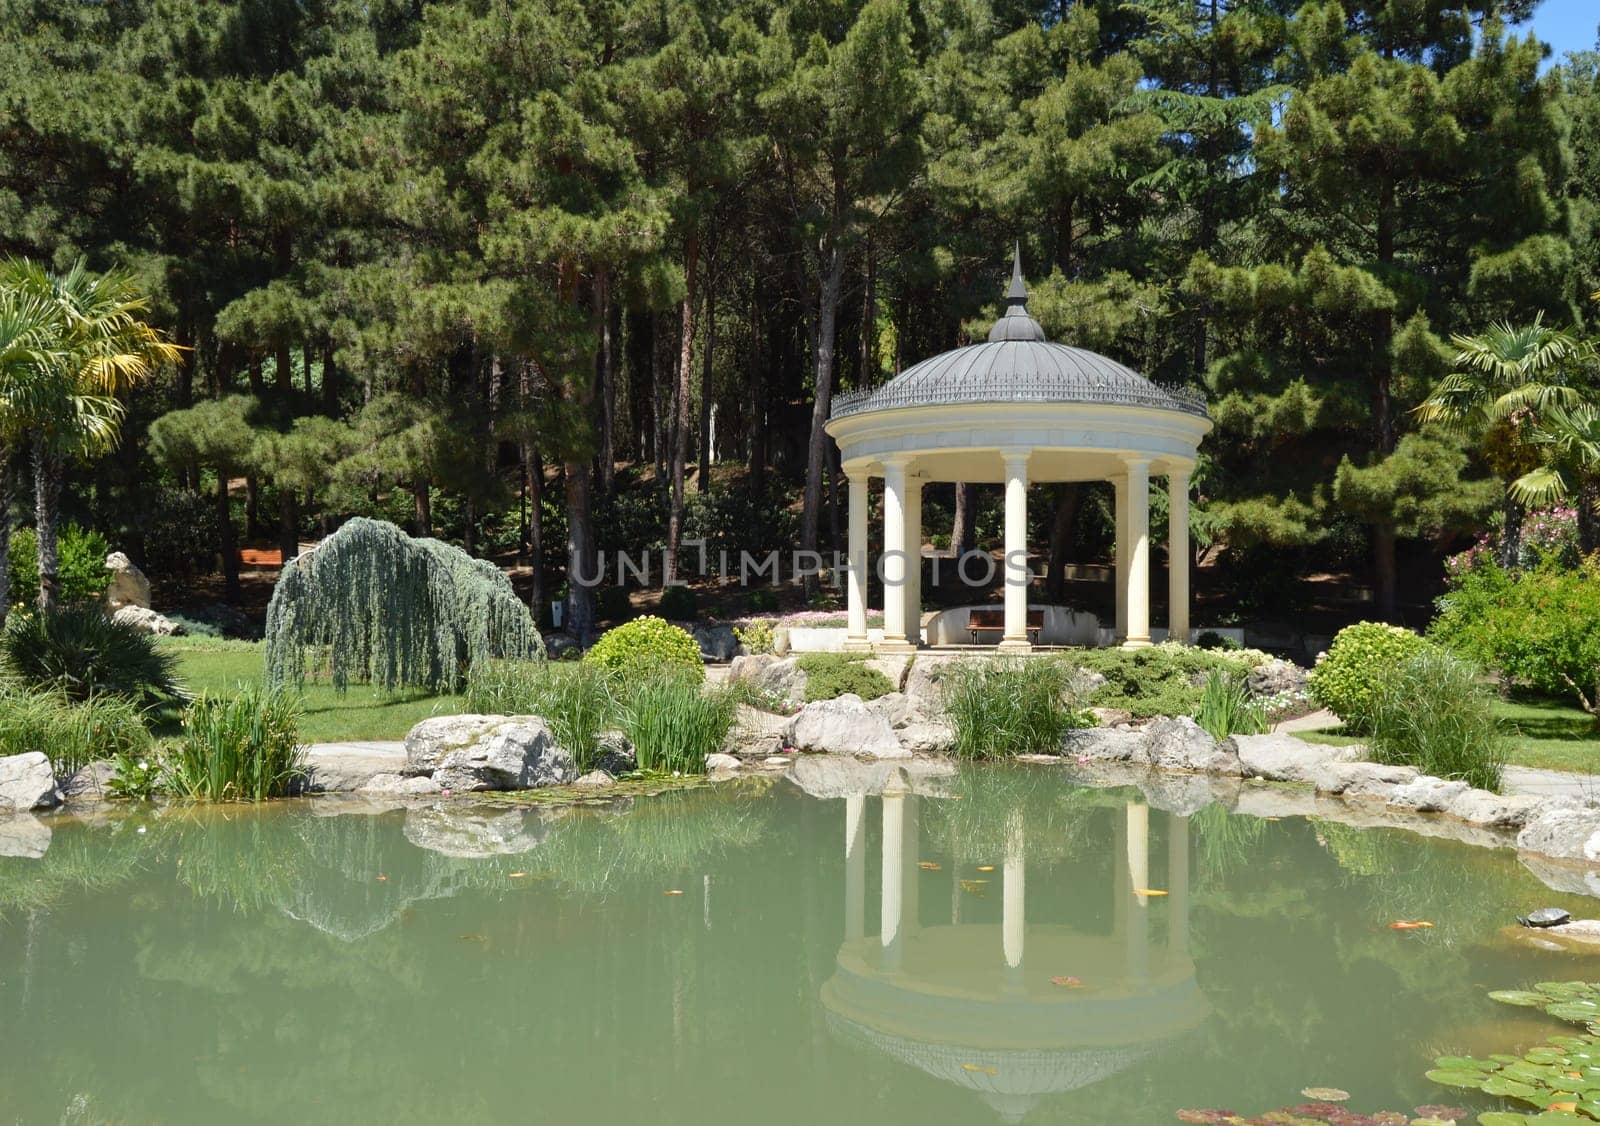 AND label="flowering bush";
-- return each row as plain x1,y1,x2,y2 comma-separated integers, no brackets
583,615,704,681
1308,622,1432,731
1445,505,1581,581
